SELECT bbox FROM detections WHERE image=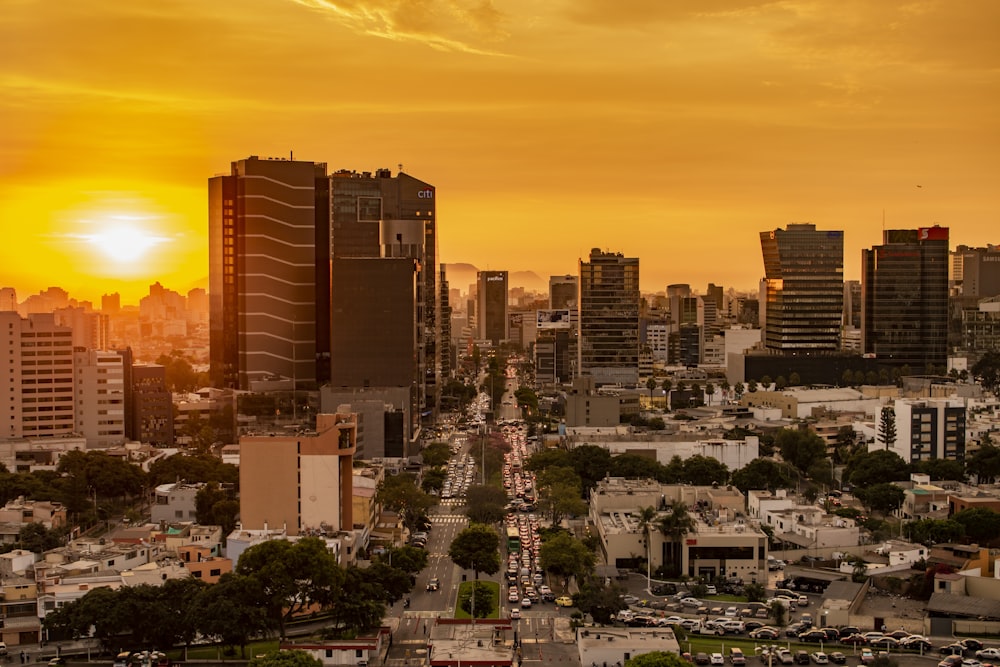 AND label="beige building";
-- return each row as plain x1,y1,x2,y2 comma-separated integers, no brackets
240,412,357,537
590,478,766,581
